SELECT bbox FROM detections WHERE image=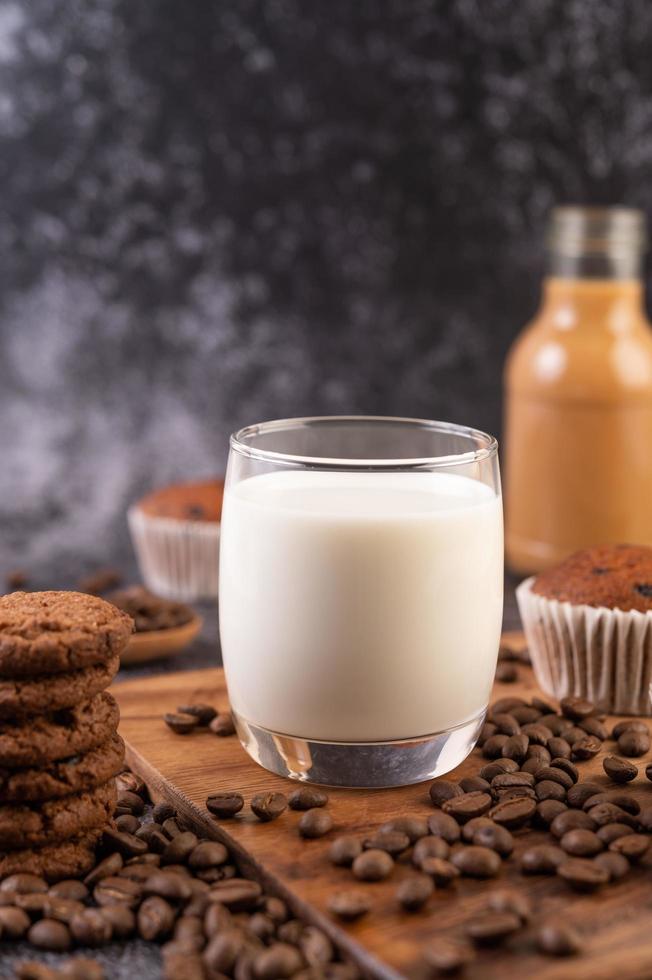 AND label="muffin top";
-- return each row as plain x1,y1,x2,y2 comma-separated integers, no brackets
136,479,224,522
532,544,652,613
